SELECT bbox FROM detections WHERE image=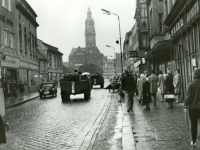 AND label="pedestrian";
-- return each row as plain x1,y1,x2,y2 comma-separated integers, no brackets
143,74,151,110
148,70,158,106
121,70,136,112
137,74,144,104
164,70,174,109
0,115,6,144
173,69,181,103
184,69,200,147
144,70,148,78
18,81,25,98
158,70,165,102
